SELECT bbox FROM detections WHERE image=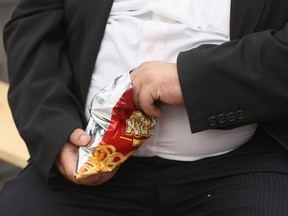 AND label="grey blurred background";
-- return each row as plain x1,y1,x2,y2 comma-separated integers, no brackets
0,0,20,82
0,0,21,188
